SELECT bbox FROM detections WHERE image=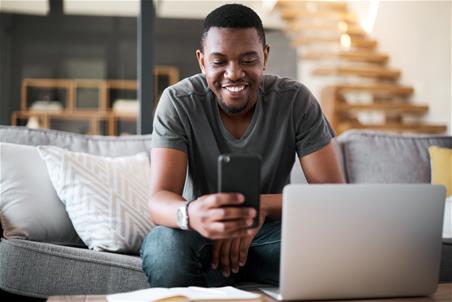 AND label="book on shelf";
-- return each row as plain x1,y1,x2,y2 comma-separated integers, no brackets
107,286,262,302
